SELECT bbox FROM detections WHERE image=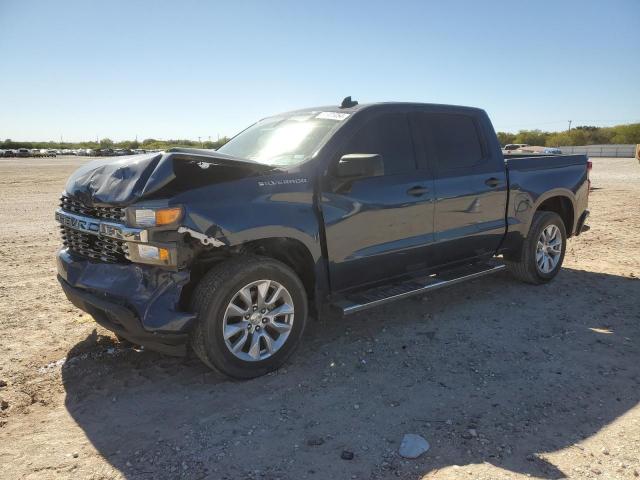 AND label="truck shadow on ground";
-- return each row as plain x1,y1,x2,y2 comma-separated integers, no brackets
61,267,640,479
